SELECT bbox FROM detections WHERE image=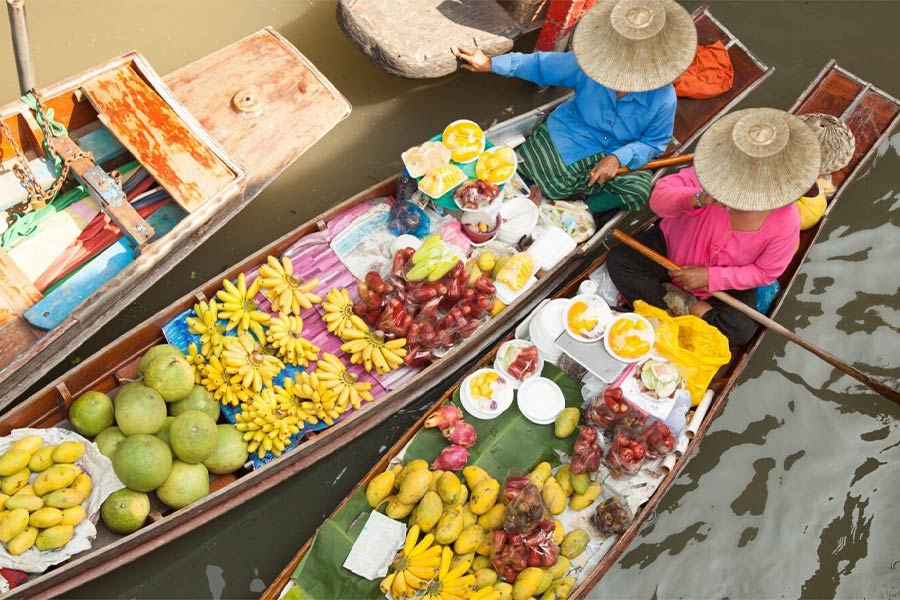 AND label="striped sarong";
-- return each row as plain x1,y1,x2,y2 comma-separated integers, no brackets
517,123,653,212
